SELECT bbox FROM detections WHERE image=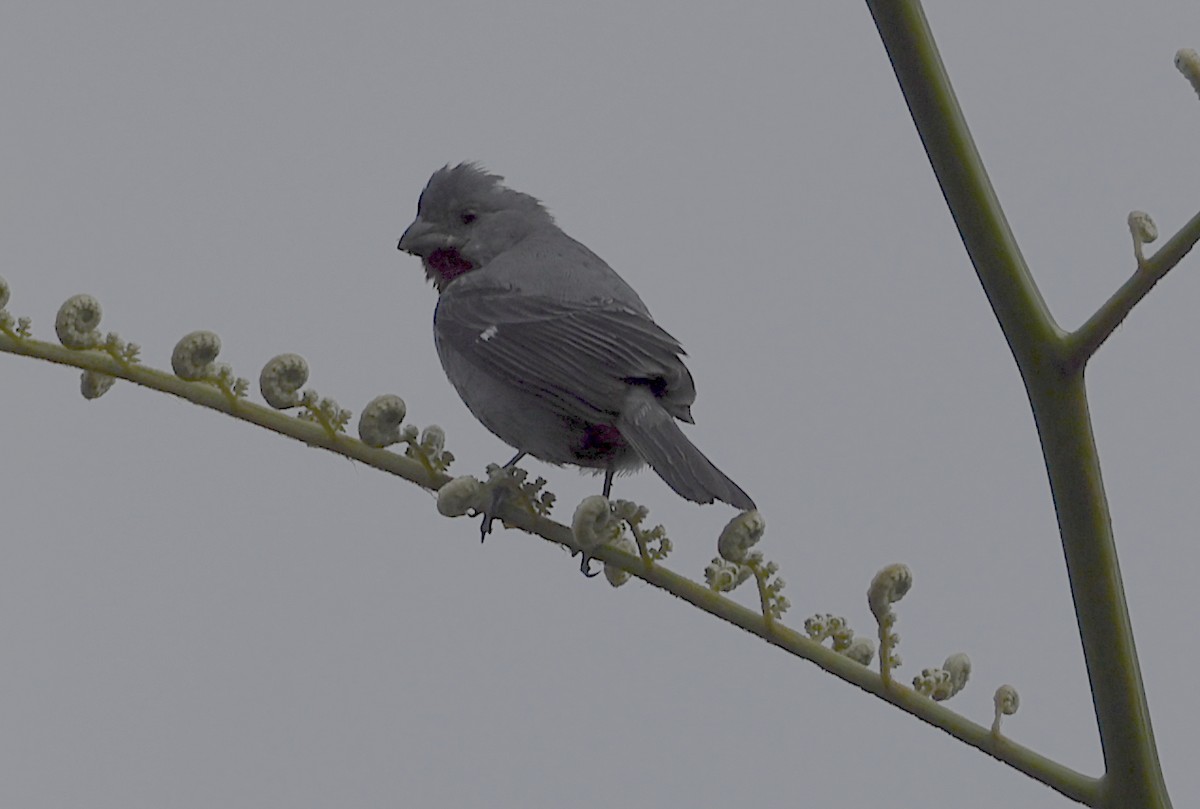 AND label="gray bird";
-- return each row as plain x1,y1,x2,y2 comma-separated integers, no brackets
397,163,755,516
